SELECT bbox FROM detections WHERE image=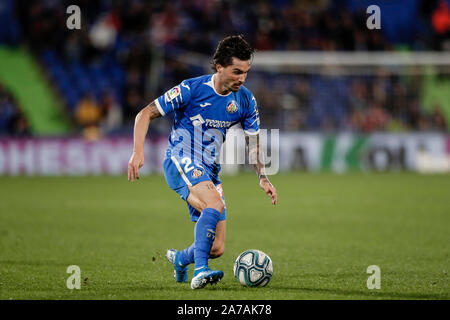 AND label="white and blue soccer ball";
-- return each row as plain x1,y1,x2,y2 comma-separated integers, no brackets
233,249,273,287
